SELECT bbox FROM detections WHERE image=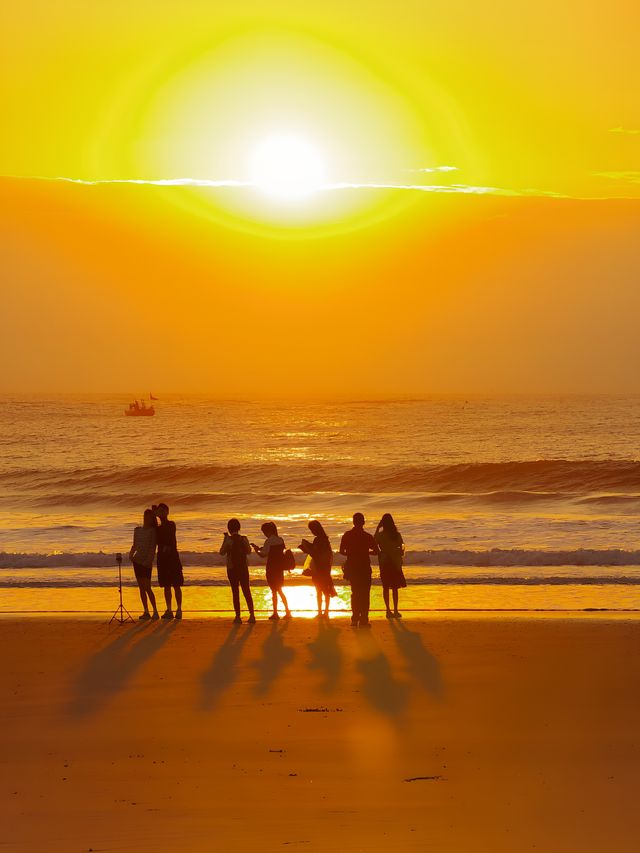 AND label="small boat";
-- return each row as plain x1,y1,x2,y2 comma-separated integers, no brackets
124,400,155,417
